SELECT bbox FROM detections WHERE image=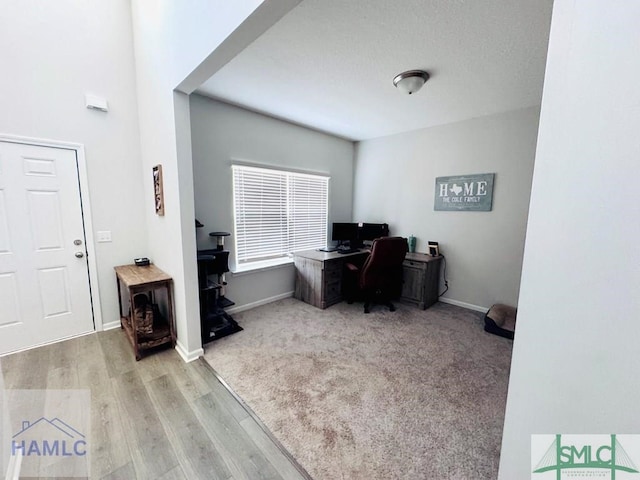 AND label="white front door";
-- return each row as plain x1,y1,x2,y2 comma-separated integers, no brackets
0,141,94,354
